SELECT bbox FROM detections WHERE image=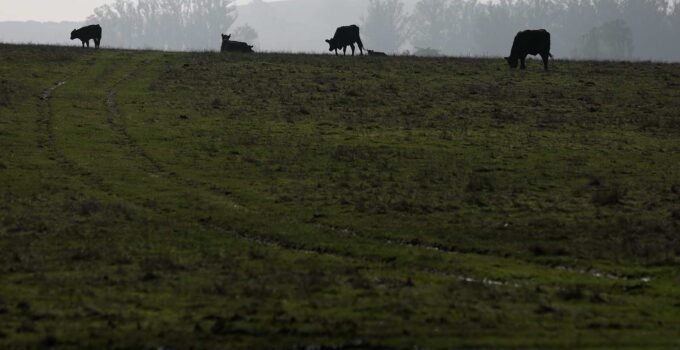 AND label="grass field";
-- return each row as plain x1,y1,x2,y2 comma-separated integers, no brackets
0,43,679,349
